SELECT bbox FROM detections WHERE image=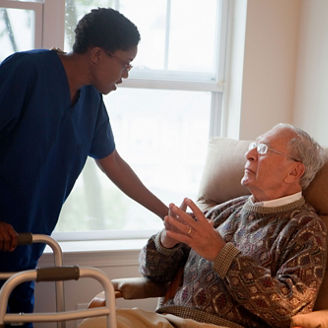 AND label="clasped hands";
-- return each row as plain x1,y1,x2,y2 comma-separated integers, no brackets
160,198,225,261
